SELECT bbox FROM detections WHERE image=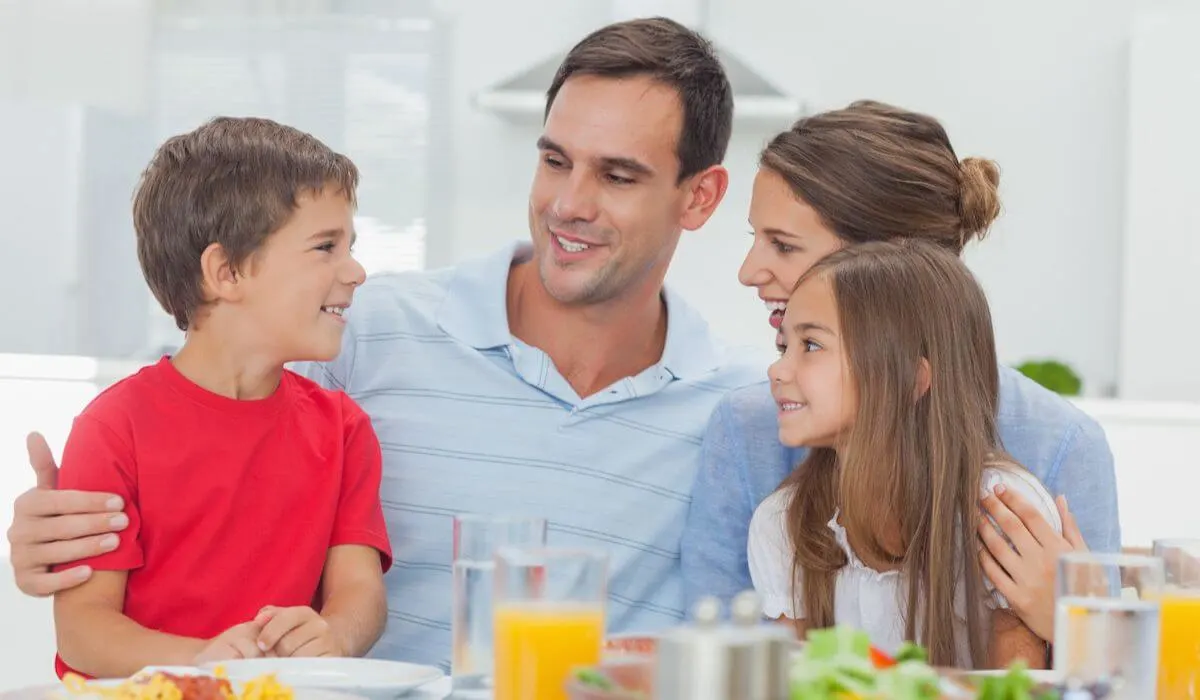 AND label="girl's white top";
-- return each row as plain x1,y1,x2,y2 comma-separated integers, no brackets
747,466,1061,667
